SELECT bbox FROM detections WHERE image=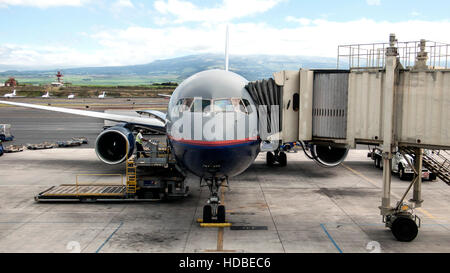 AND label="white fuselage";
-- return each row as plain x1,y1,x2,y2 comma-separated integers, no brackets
4,90,16,98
